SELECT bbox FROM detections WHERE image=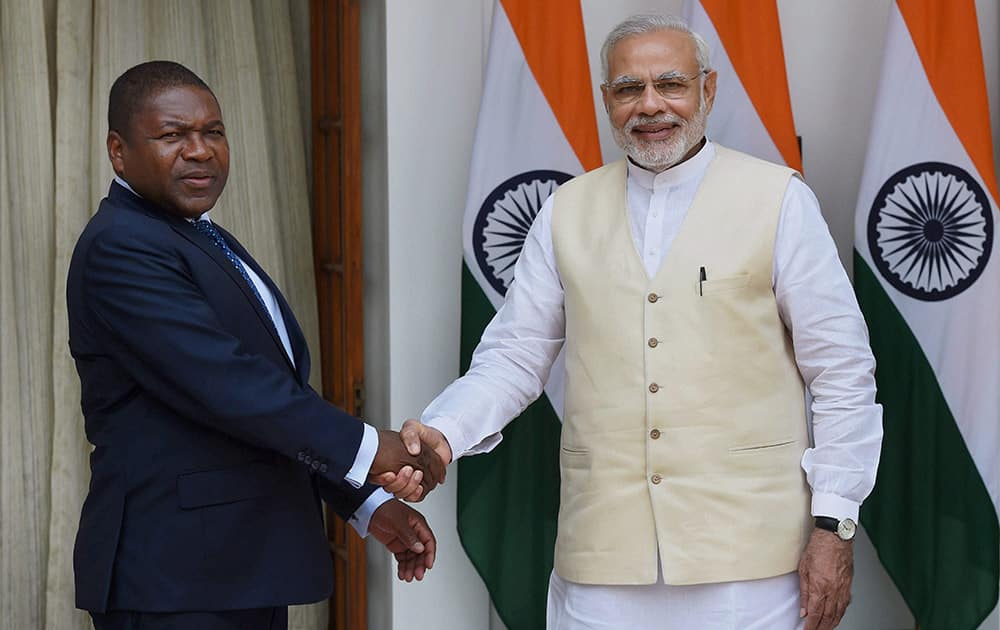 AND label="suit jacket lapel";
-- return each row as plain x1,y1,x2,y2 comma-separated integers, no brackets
216,226,310,382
